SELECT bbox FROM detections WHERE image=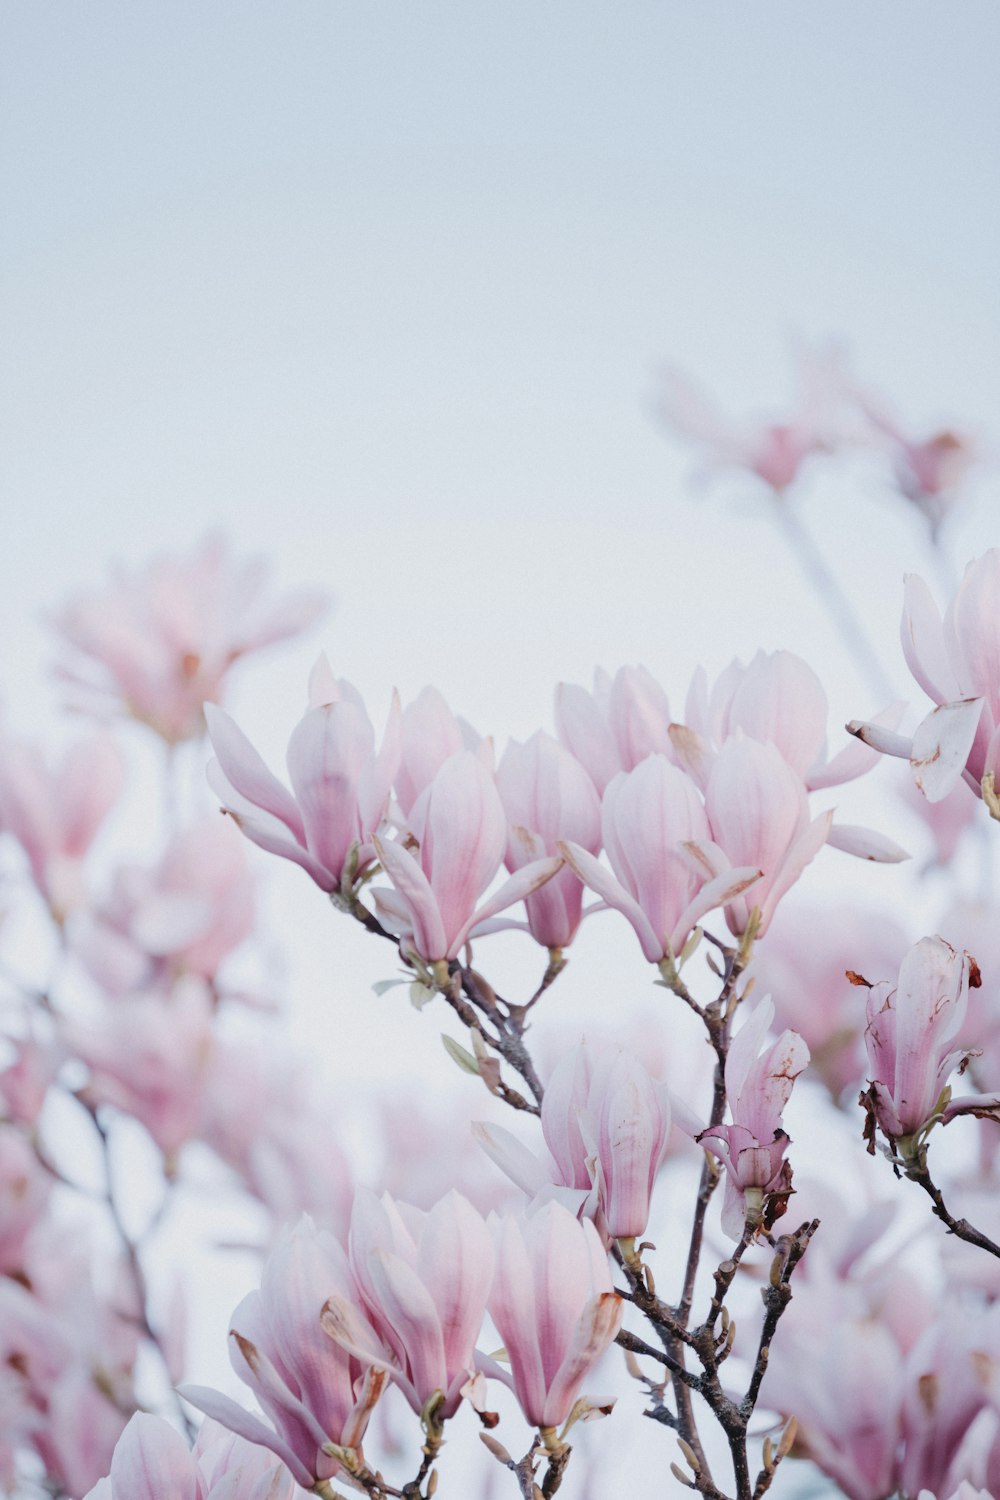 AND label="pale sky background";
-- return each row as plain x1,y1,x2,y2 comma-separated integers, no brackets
2,5,999,1493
